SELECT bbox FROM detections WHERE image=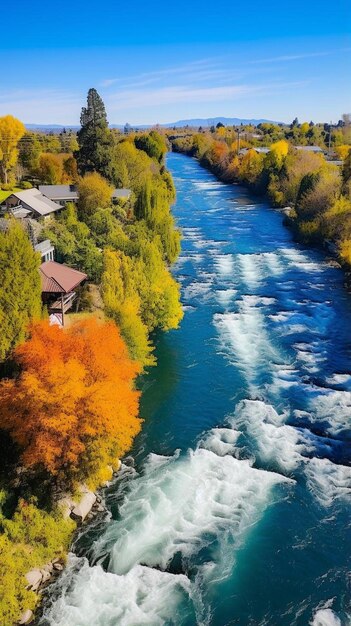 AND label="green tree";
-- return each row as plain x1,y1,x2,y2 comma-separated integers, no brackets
75,88,115,178
18,133,42,172
0,221,42,361
134,132,167,163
